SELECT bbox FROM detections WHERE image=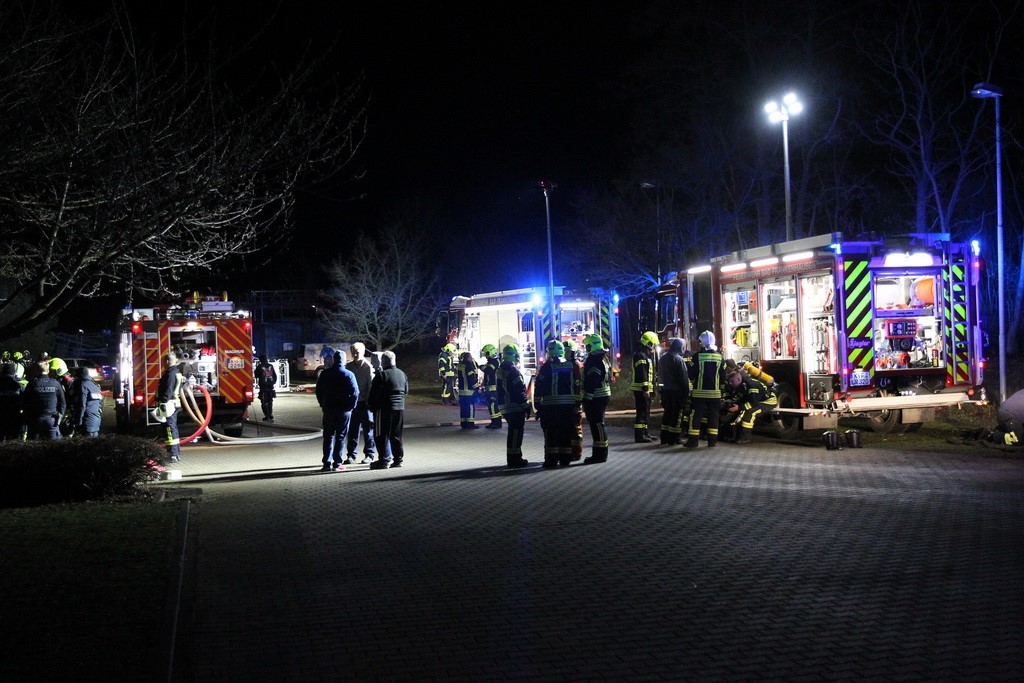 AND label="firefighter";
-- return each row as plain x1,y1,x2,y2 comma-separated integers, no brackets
684,331,727,448
23,362,65,440
11,351,27,387
535,339,582,468
0,362,24,441
69,366,103,437
581,333,611,464
563,339,585,460
496,343,530,468
157,353,185,462
631,331,659,443
720,368,777,443
456,351,481,429
438,343,457,405
658,337,690,445
255,354,278,421
480,344,503,429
